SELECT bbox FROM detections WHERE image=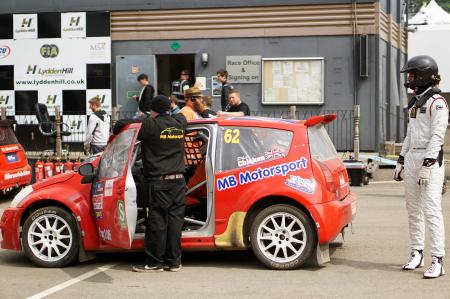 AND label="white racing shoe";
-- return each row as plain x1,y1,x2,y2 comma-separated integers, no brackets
423,256,445,279
403,250,424,270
